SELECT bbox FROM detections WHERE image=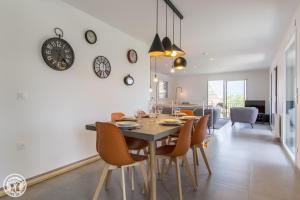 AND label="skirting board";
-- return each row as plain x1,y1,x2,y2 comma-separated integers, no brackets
0,155,100,198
